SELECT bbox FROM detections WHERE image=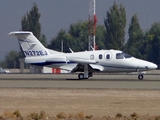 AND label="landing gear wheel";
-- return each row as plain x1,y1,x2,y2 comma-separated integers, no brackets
78,73,84,79
138,74,144,80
